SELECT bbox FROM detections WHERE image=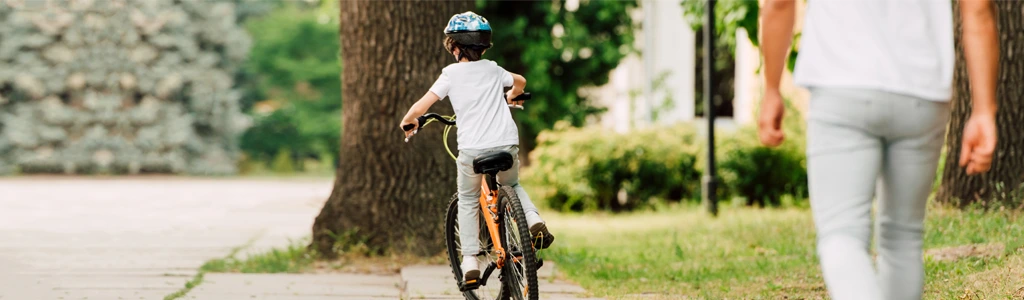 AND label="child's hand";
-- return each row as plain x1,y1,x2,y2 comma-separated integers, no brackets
400,120,418,140
506,89,524,108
